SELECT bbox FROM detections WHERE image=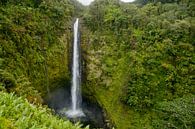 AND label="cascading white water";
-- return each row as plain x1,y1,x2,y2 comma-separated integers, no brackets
66,18,85,118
